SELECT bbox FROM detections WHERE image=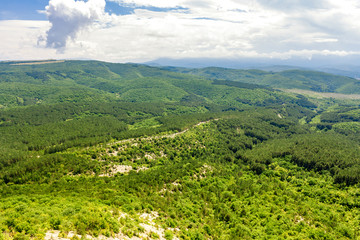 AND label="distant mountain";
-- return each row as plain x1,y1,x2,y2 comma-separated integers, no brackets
318,66,360,79
145,57,295,69
145,57,360,78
